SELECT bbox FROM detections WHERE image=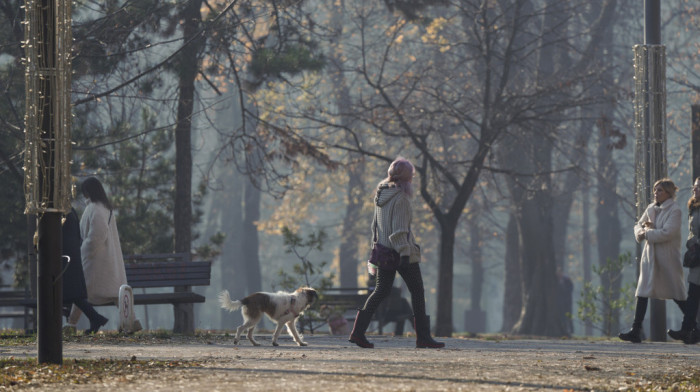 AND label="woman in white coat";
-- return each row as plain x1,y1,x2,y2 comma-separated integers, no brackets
667,177,700,344
619,178,688,343
67,177,127,334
